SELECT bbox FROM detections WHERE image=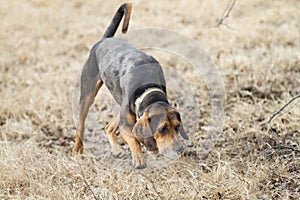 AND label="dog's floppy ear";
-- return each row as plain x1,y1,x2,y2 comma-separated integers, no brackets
173,111,189,140
179,124,189,140
132,112,152,139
